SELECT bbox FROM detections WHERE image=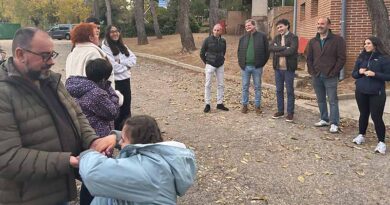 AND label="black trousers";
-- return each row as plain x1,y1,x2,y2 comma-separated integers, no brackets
355,90,386,142
115,78,131,130
79,183,93,205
